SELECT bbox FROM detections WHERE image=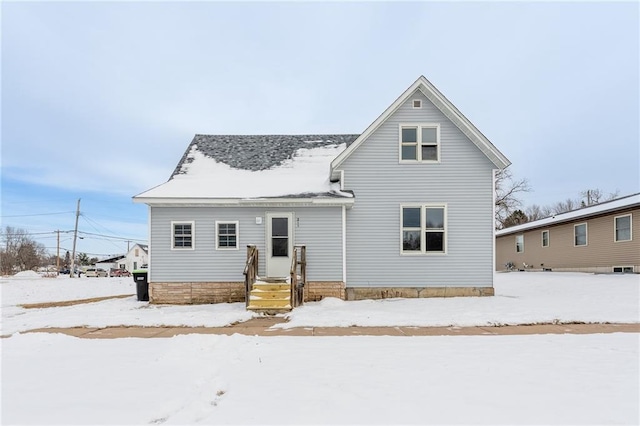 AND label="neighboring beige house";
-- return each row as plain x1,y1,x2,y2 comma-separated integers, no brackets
496,193,639,273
